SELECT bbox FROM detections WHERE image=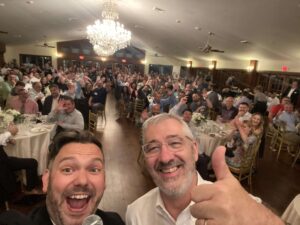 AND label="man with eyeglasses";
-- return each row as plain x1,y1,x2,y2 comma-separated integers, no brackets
126,113,284,225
